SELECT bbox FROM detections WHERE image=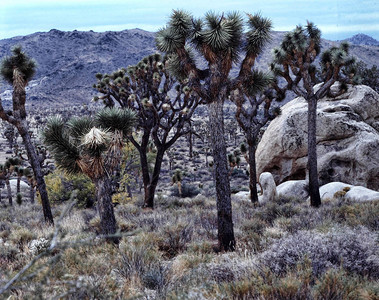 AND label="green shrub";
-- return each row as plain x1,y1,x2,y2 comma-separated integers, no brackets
45,170,95,208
